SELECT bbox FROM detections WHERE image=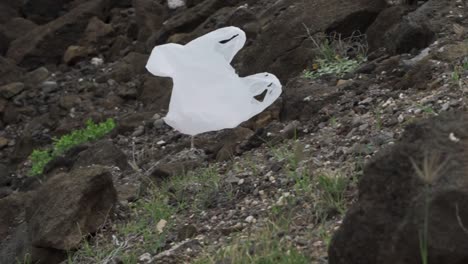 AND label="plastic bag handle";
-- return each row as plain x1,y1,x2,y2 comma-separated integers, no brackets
242,73,282,114
186,26,246,63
